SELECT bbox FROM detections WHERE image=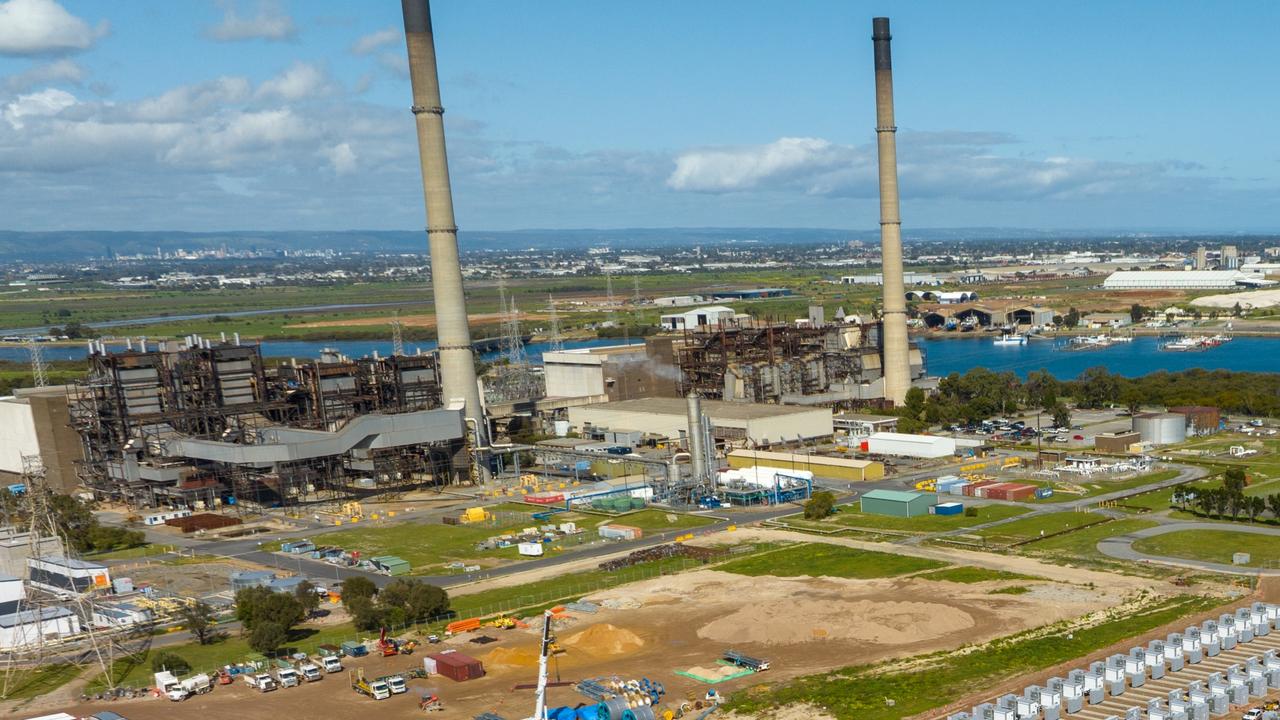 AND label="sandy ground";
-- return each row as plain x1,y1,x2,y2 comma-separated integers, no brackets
1192,287,1280,309
45,525,1147,720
